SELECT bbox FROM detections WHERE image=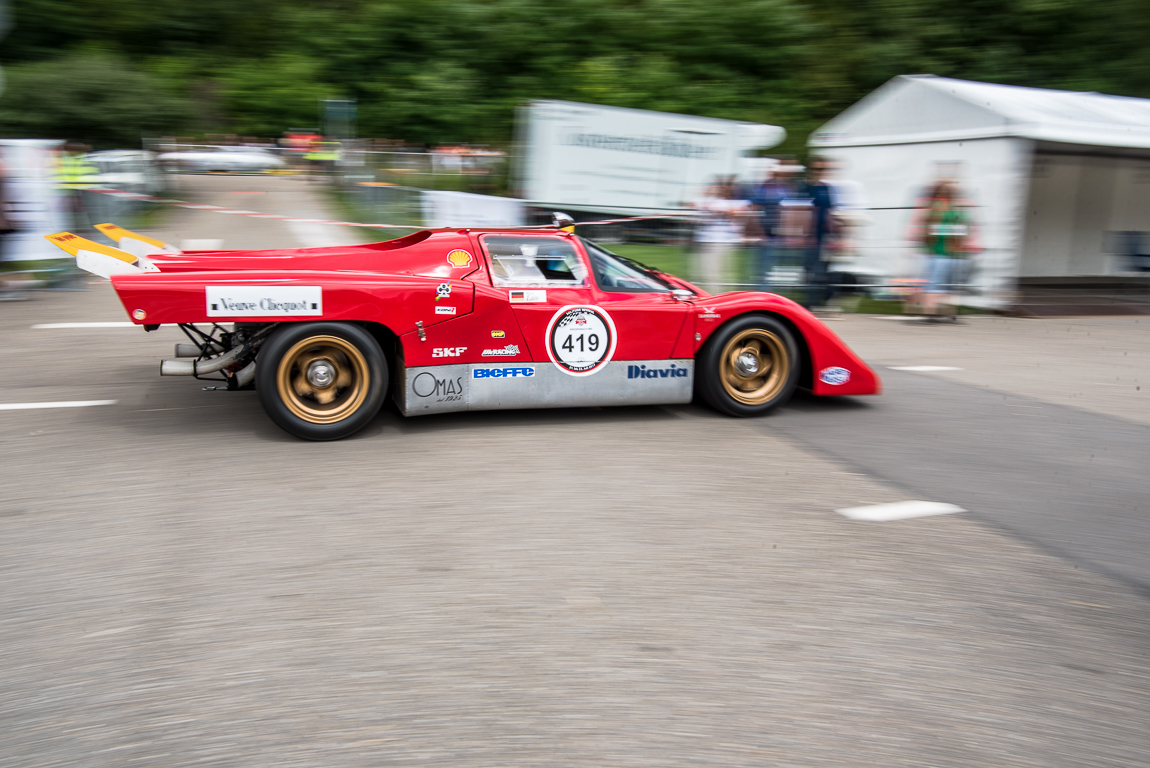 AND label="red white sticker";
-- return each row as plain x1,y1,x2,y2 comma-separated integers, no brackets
435,306,457,315
447,249,473,268
546,305,617,376
509,289,546,303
